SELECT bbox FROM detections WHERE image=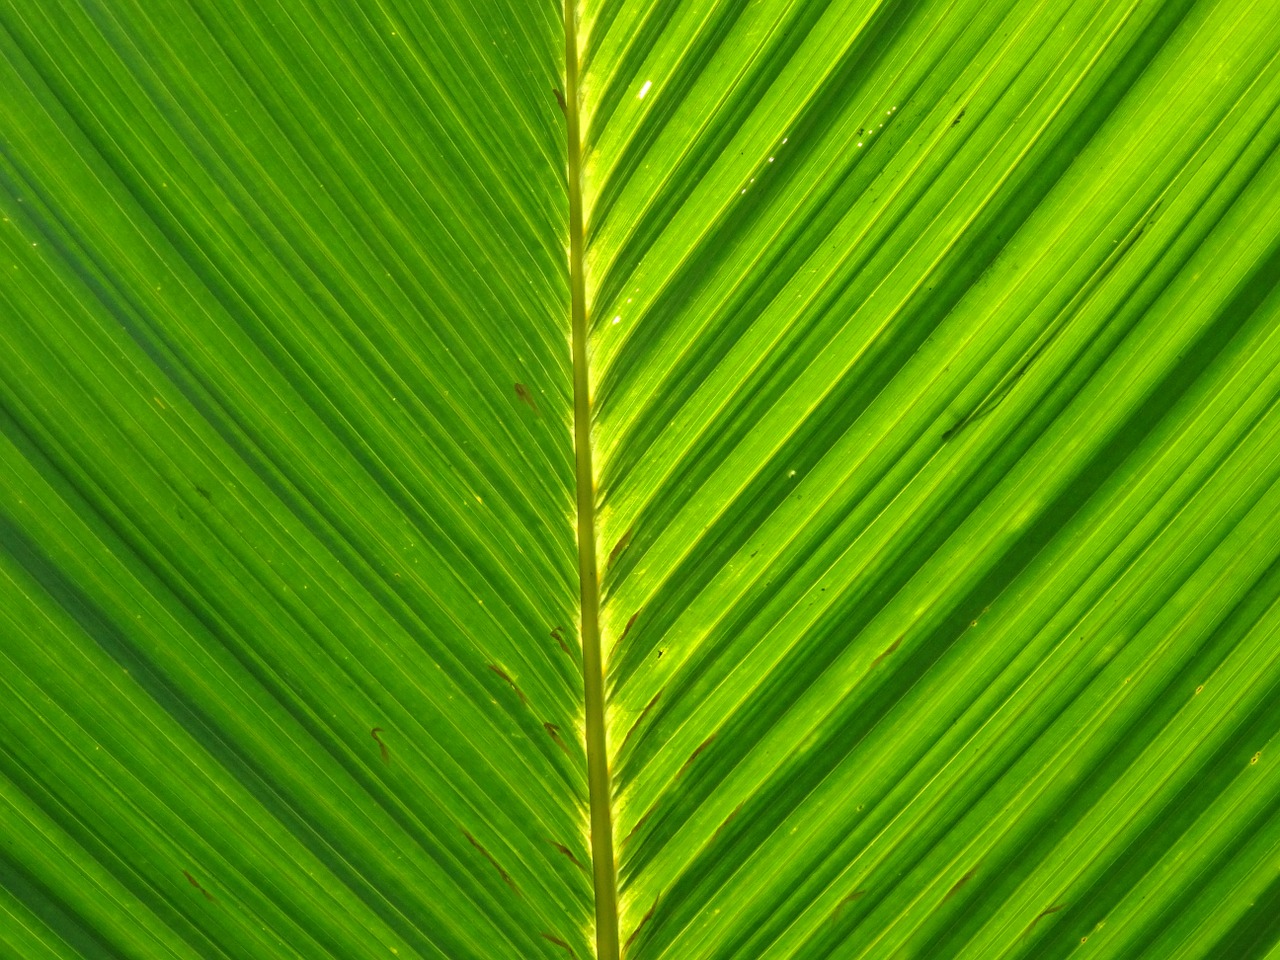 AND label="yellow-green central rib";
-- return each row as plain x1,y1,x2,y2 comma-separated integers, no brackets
564,3,621,958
